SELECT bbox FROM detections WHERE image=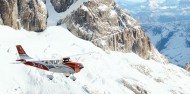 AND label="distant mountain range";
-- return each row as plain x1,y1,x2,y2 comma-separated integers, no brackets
1,0,190,93
115,0,190,67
